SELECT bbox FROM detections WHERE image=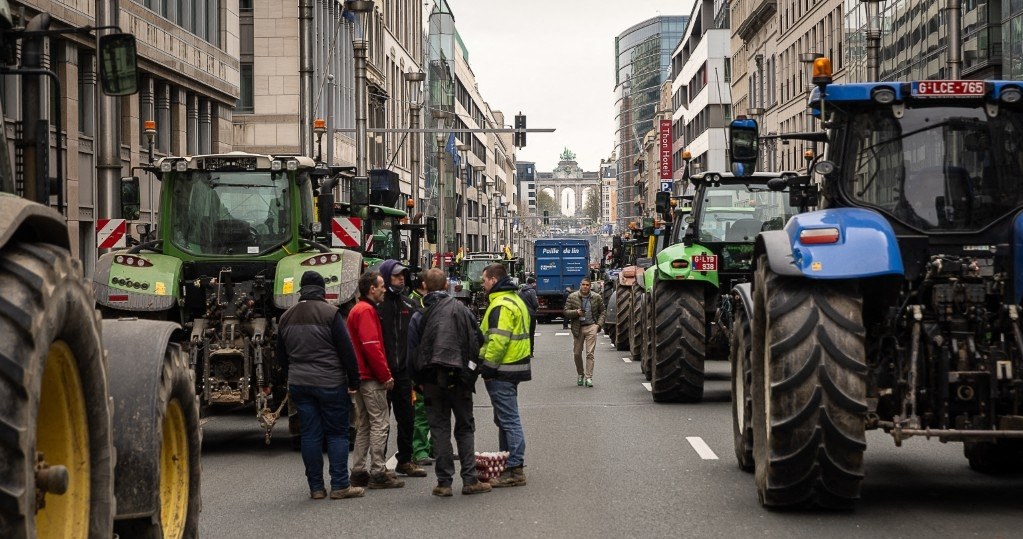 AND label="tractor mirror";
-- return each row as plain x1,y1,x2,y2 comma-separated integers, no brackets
729,118,759,176
98,33,140,96
767,177,788,191
120,176,141,220
425,216,437,244
655,191,670,214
